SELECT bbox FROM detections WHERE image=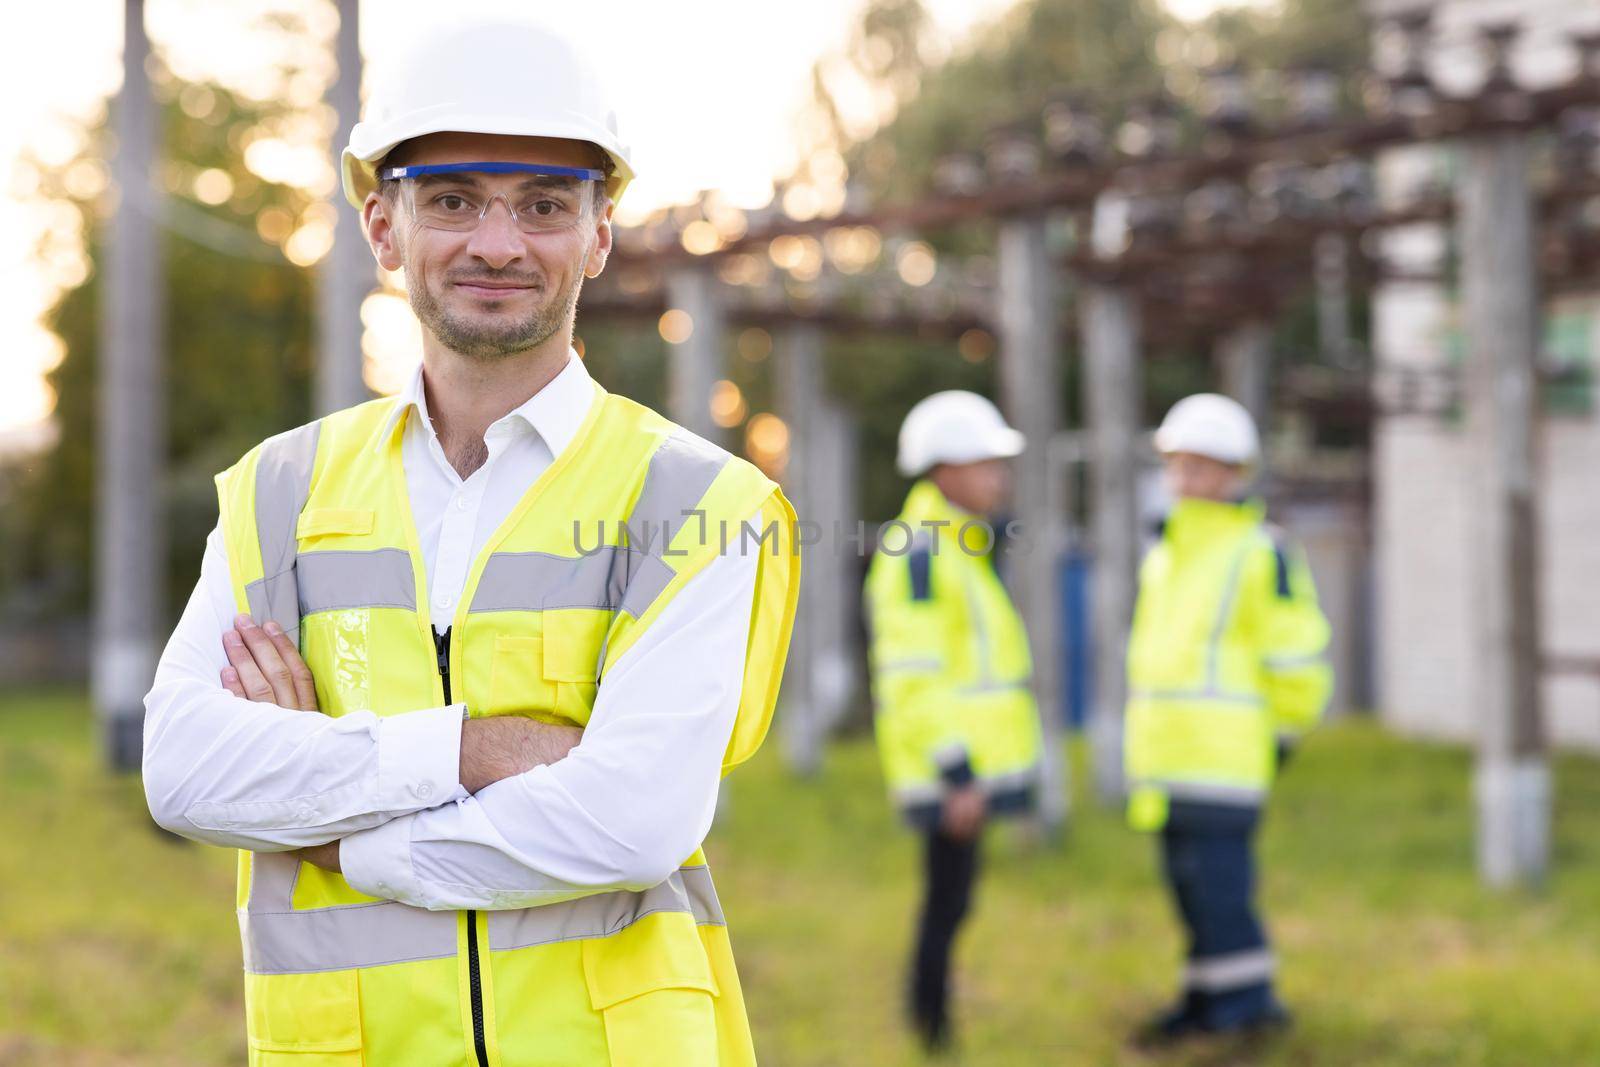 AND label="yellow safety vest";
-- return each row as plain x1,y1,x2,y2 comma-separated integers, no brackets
214,380,799,1066
863,480,1042,824
1124,497,1332,832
